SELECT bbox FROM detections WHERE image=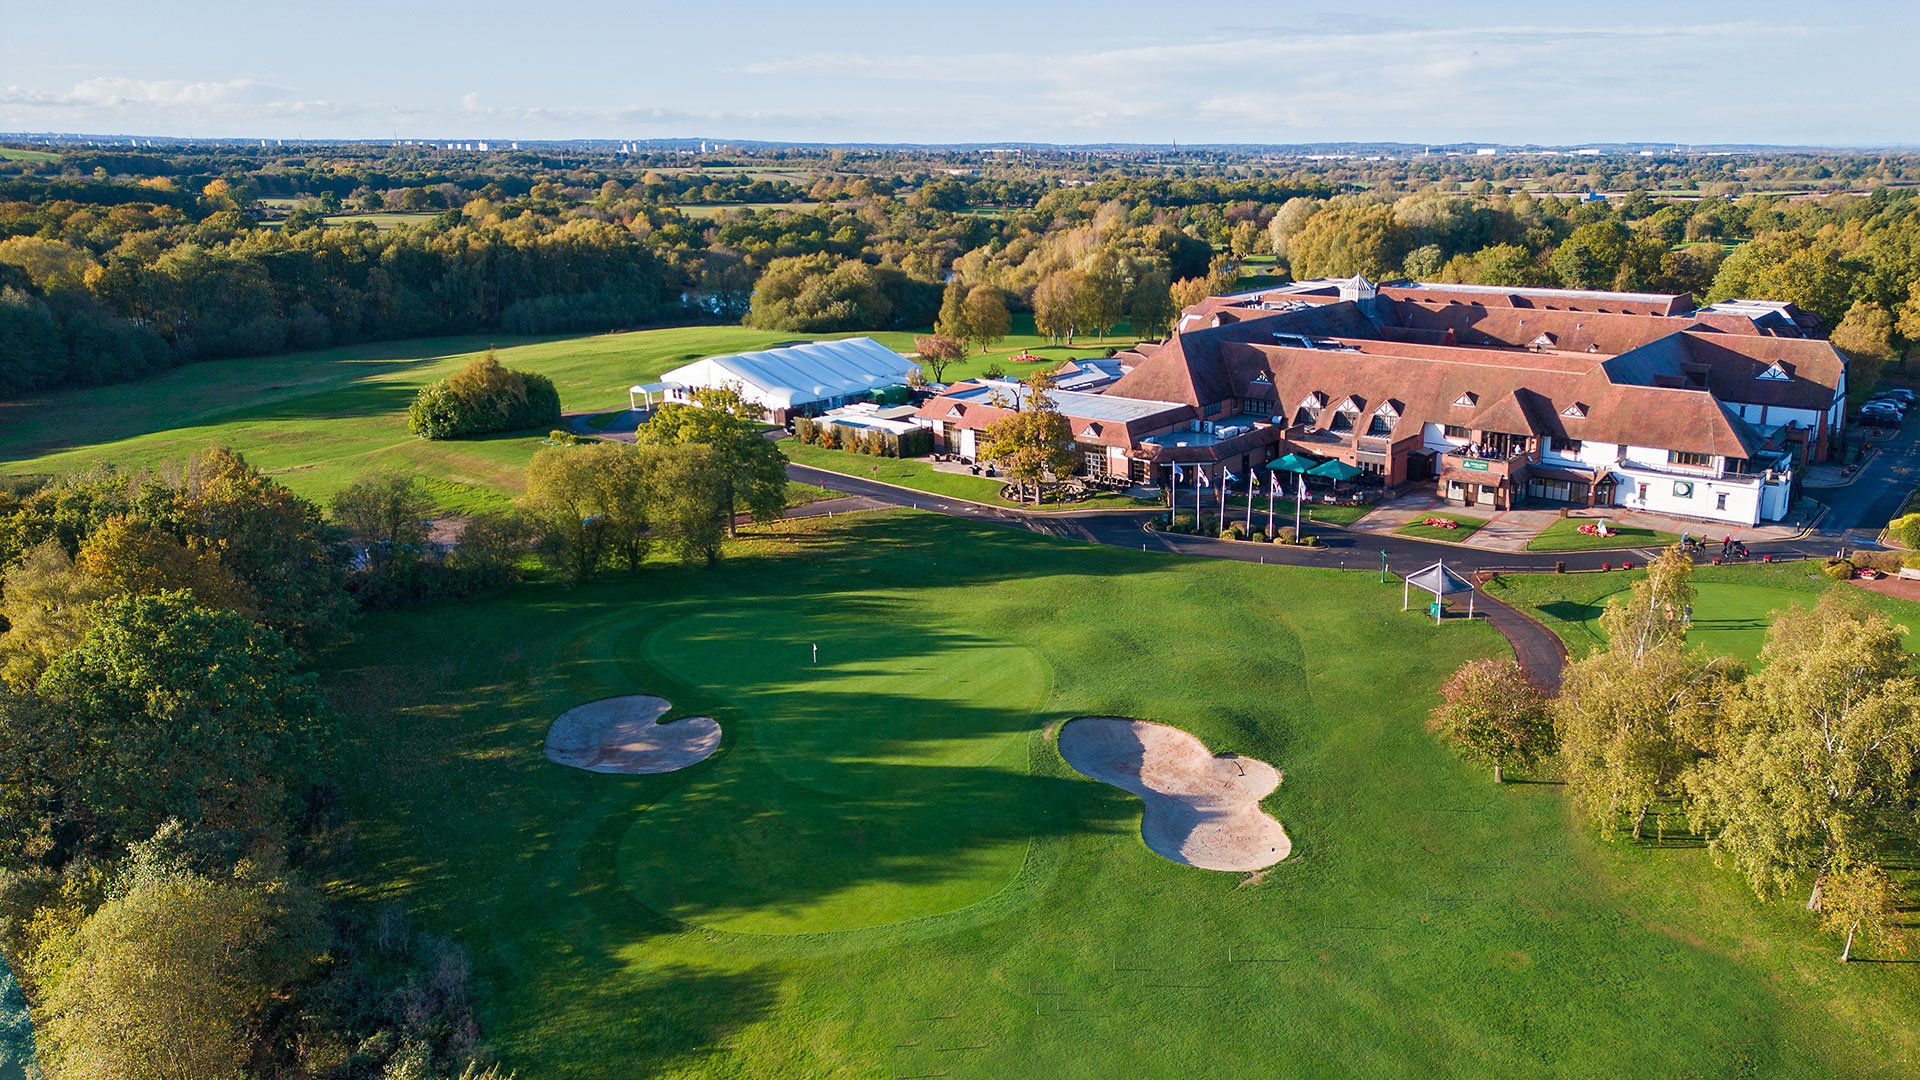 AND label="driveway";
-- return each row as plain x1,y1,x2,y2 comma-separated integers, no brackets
1811,420,1920,546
